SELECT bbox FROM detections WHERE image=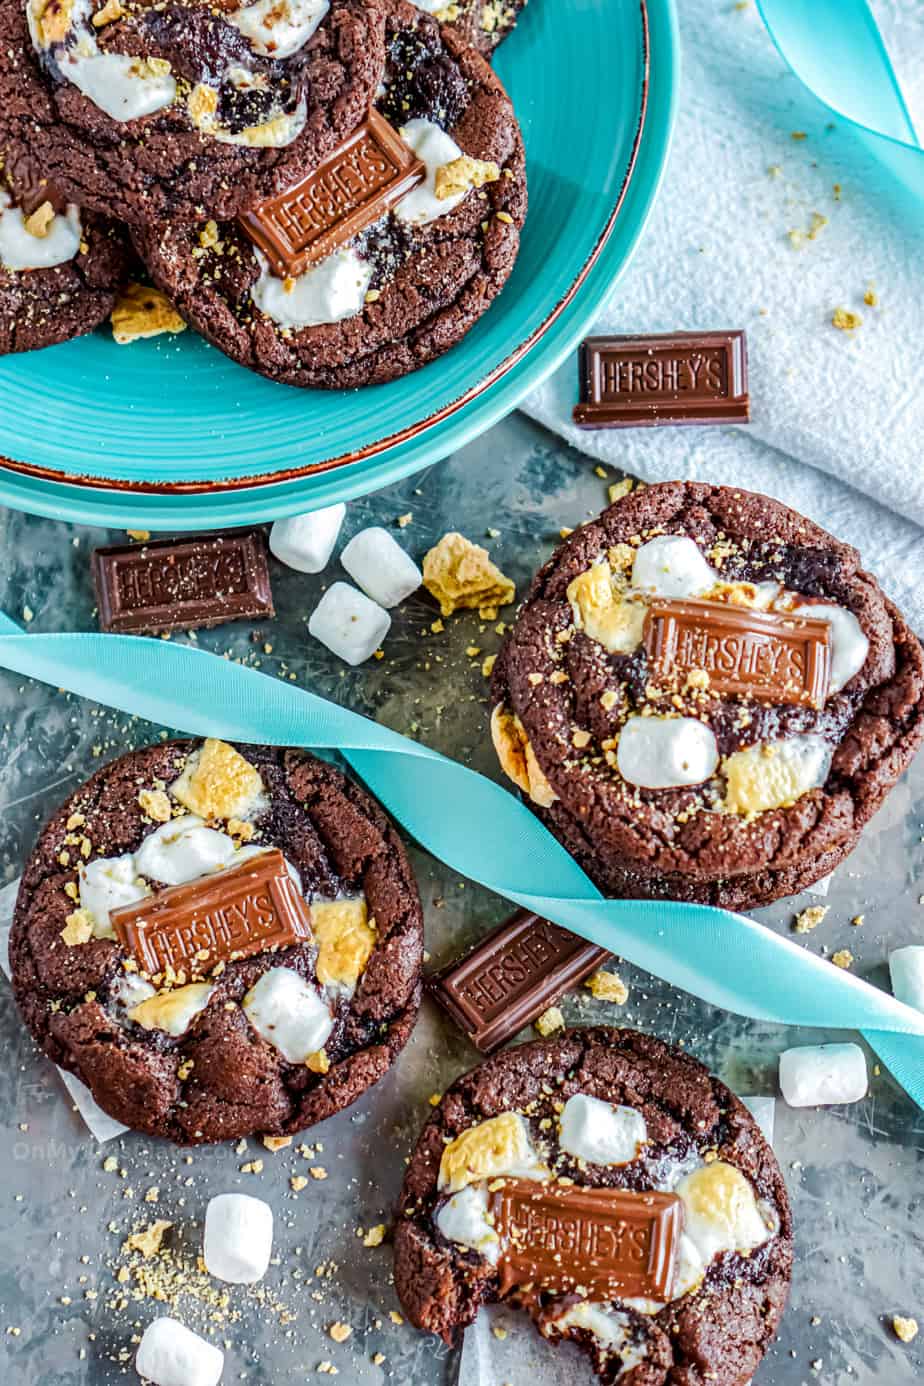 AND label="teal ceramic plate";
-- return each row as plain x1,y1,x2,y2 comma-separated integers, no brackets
0,0,678,528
